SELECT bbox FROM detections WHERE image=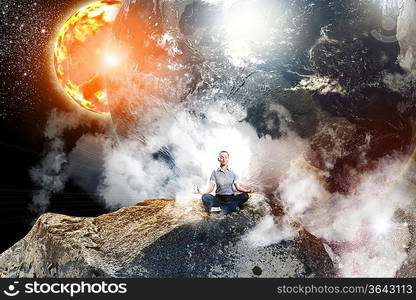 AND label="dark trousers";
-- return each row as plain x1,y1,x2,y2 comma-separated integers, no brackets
201,193,249,214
